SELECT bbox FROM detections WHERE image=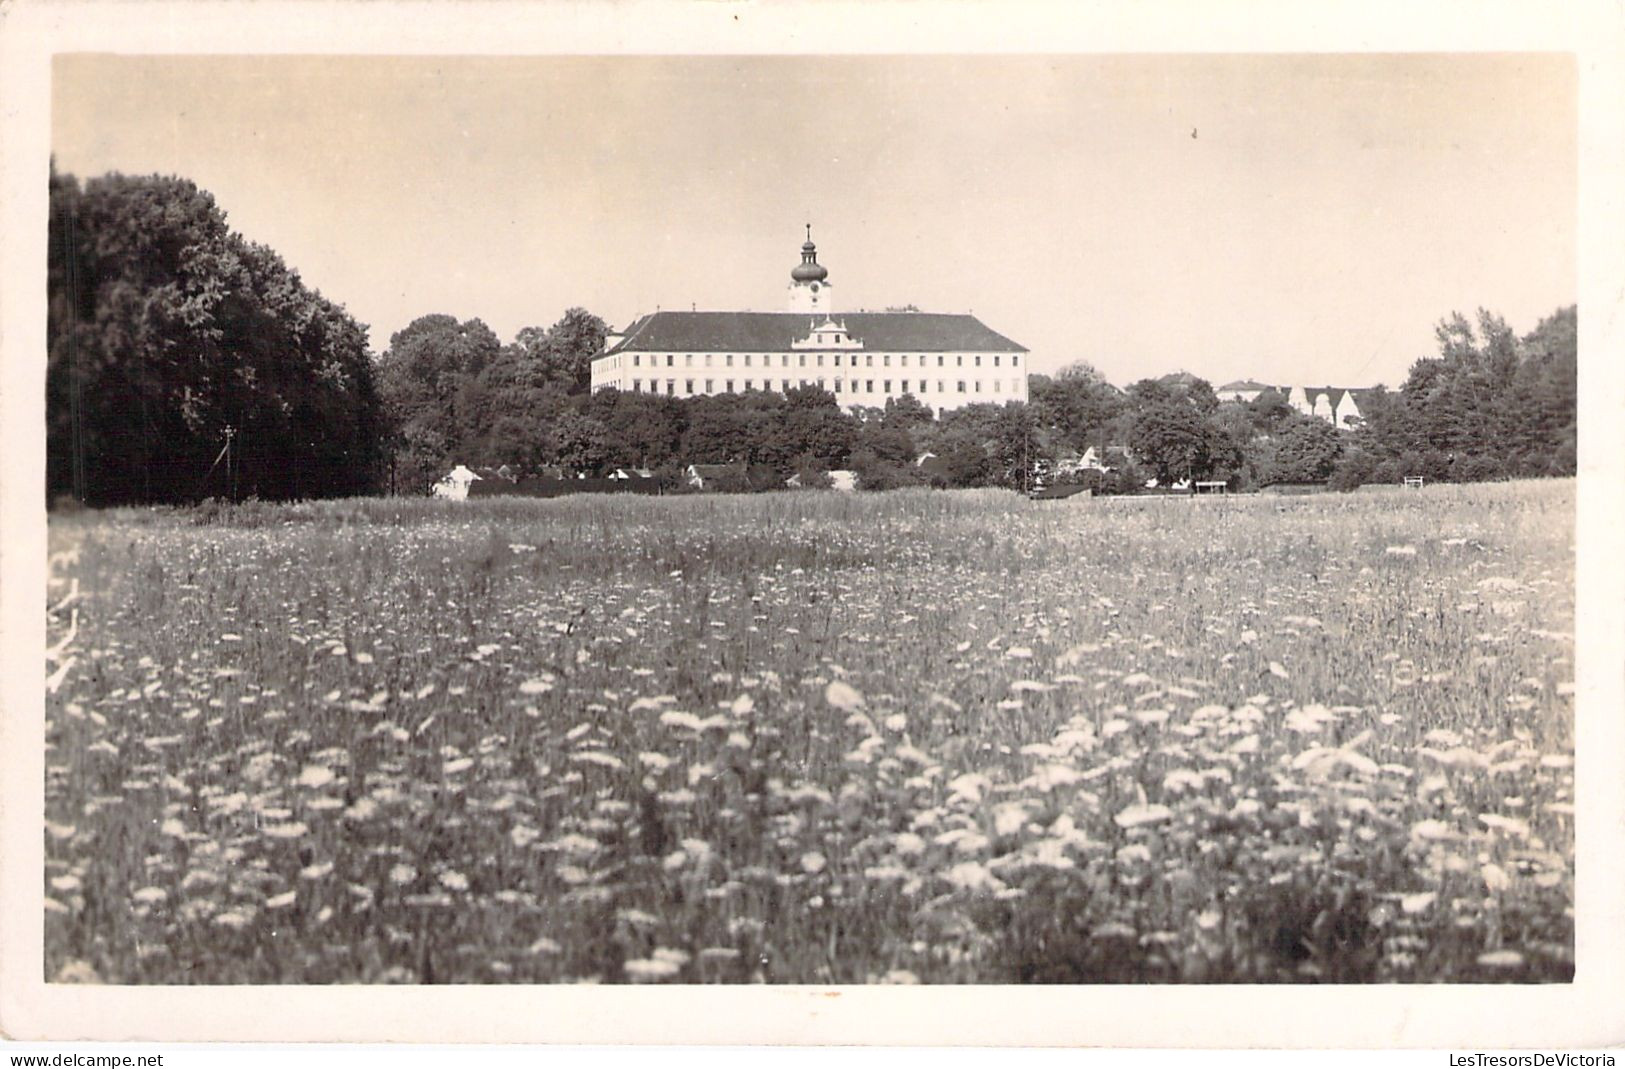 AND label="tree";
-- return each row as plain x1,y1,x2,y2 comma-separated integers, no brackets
770,387,857,470
985,402,1049,490
1323,304,1576,488
1122,374,1228,485
466,340,572,471
1269,416,1345,484
1054,359,1111,386
376,314,502,491
552,409,612,475
879,393,936,433
1029,372,1127,455
584,388,686,470
1243,390,1296,433
1128,397,1219,485
515,308,609,395
852,419,918,469
1510,306,1577,476
681,394,753,465
47,167,385,505
933,435,993,488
